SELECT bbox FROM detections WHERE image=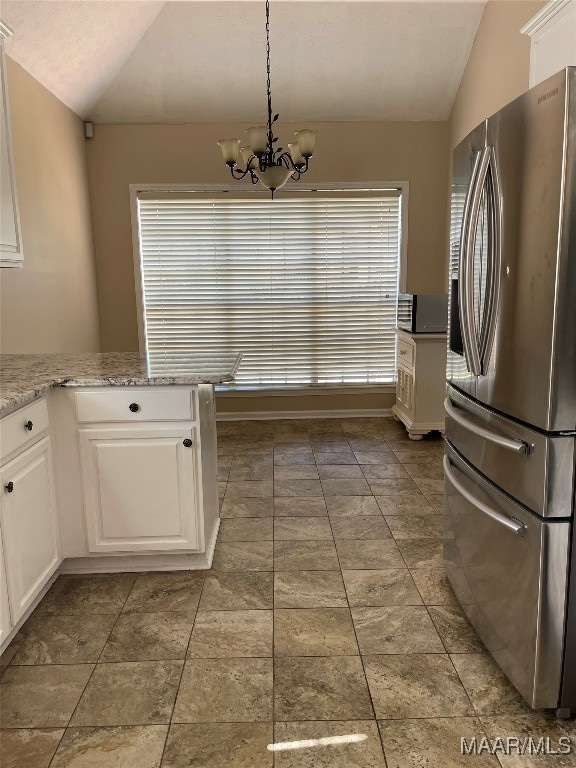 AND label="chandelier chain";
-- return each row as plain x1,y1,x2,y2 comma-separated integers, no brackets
265,0,273,162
